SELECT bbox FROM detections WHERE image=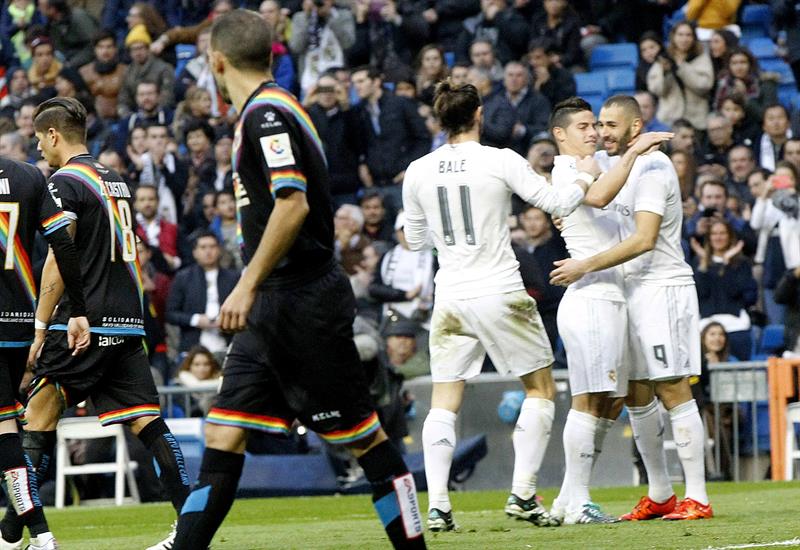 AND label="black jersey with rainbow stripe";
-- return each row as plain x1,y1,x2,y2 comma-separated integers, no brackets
0,157,72,345
47,154,144,335
233,81,335,287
